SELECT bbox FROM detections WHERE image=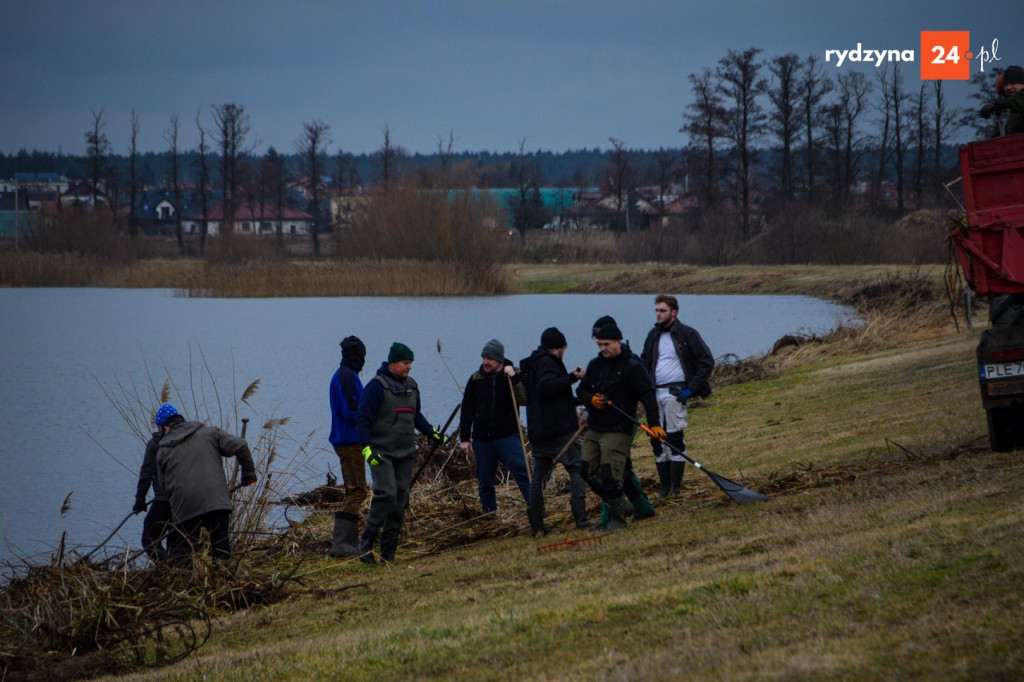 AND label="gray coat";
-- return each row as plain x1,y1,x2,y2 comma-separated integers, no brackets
155,421,256,523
